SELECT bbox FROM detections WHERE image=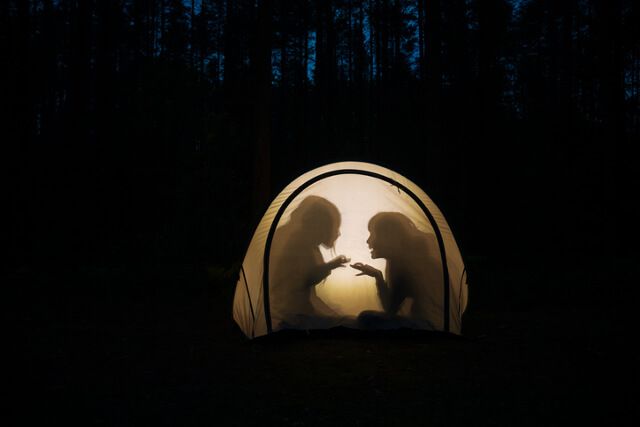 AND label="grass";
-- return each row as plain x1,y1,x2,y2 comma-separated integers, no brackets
7,256,635,425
